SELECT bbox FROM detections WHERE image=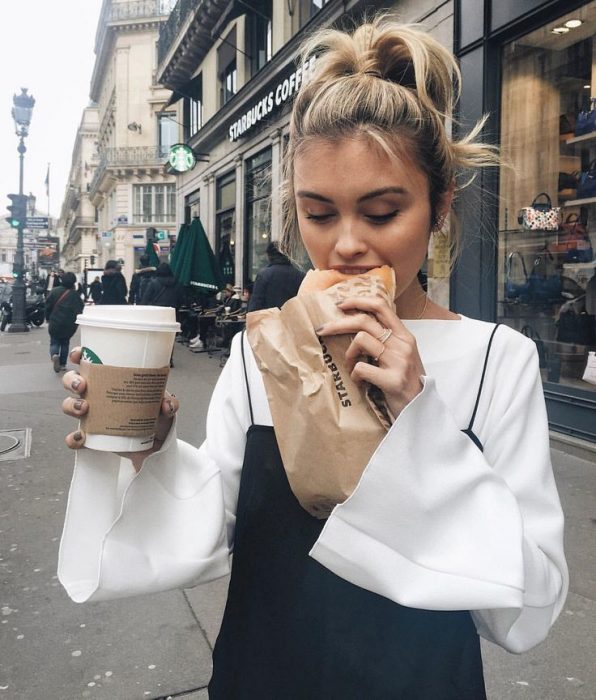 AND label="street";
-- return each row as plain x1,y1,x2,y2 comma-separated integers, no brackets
0,326,595,699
